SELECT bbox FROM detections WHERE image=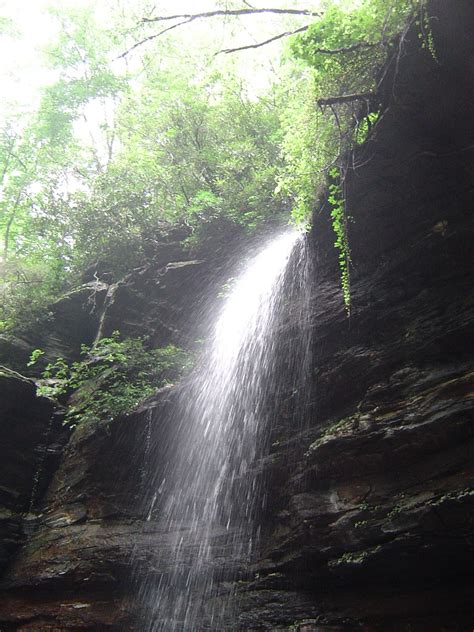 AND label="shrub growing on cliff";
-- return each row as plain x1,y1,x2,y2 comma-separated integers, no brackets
278,0,433,307
31,331,192,426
